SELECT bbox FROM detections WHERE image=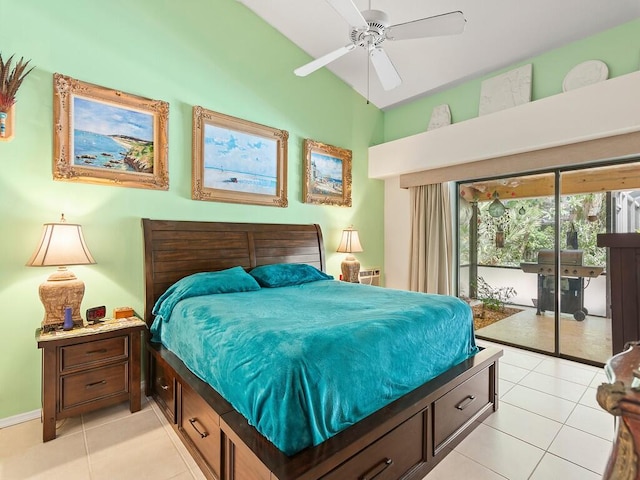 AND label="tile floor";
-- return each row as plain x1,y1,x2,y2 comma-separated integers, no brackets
0,340,614,480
